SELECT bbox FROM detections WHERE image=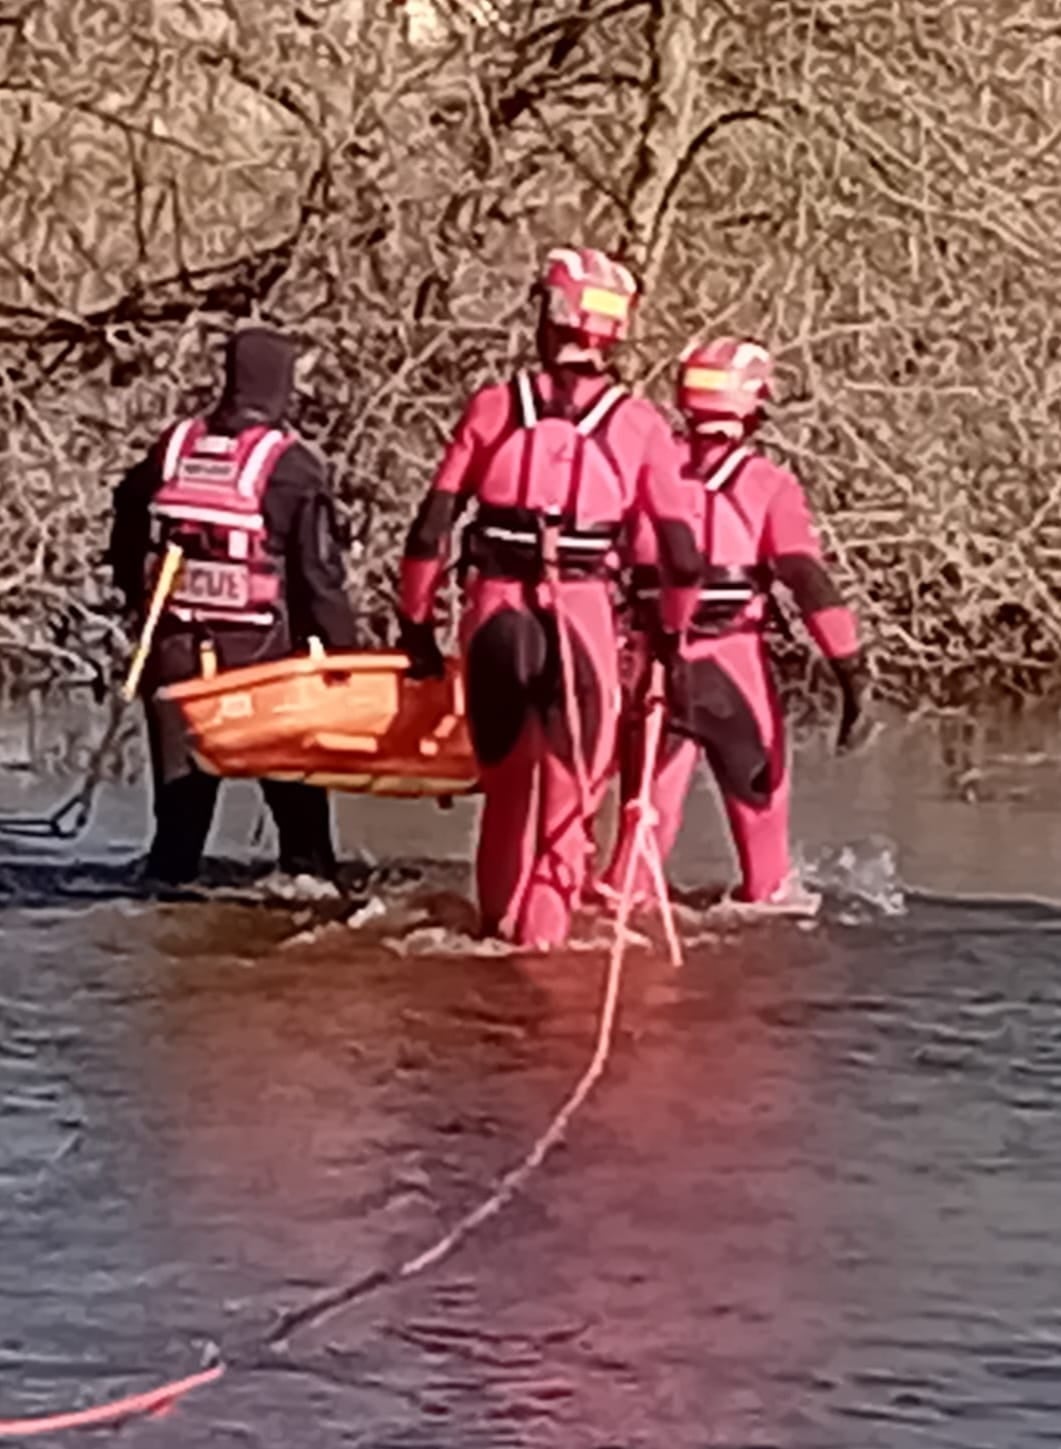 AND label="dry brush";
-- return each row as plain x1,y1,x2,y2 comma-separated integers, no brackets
0,0,1058,709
